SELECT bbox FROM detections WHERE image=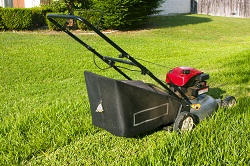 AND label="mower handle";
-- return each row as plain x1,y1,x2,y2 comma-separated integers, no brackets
47,14,129,56
47,14,192,105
